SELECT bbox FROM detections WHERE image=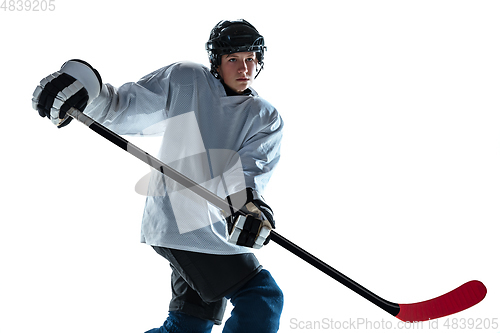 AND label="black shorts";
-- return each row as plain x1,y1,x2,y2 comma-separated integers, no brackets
152,246,262,324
